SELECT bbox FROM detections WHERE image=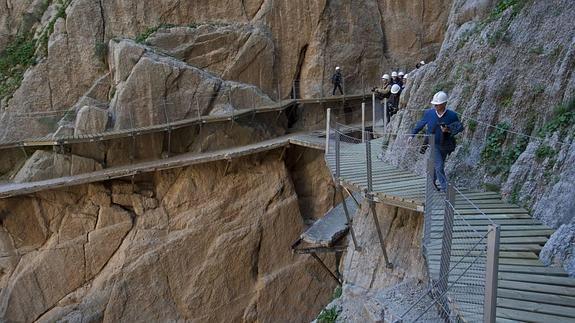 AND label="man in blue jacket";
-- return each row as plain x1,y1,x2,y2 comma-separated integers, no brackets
409,91,464,192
